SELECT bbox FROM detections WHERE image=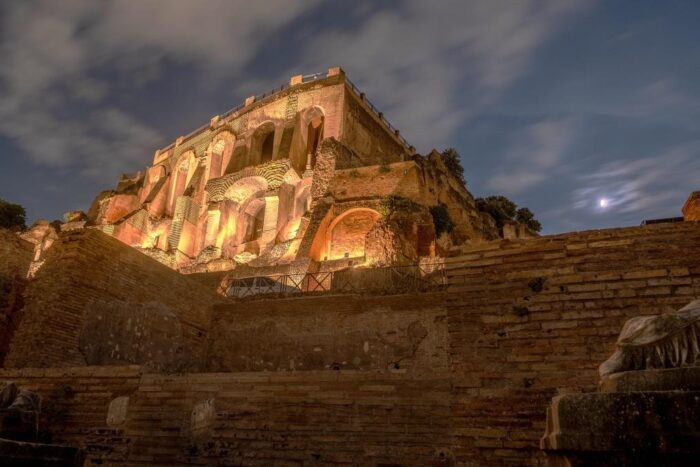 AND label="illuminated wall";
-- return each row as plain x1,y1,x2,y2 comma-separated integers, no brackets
327,208,381,260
